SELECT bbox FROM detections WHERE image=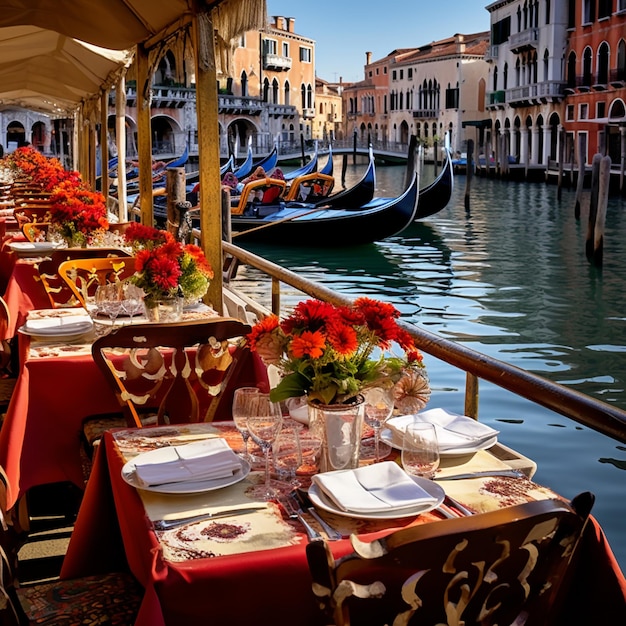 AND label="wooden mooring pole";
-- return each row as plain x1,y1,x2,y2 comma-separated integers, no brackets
585,154,602,261
574,134,586,219
166,168,186,237
592,156,611,267
557,127,565,201
464,139,474,211
341,154,348,188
